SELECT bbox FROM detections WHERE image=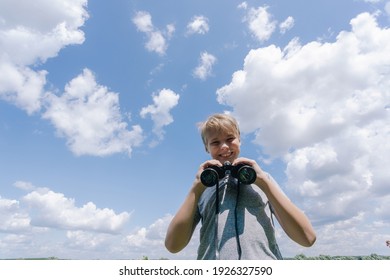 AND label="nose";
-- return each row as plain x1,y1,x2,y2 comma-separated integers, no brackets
221,142,229,150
